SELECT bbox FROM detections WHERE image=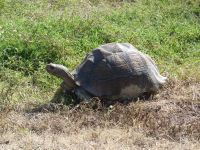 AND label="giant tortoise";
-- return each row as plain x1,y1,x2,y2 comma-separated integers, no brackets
46,43,167,101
